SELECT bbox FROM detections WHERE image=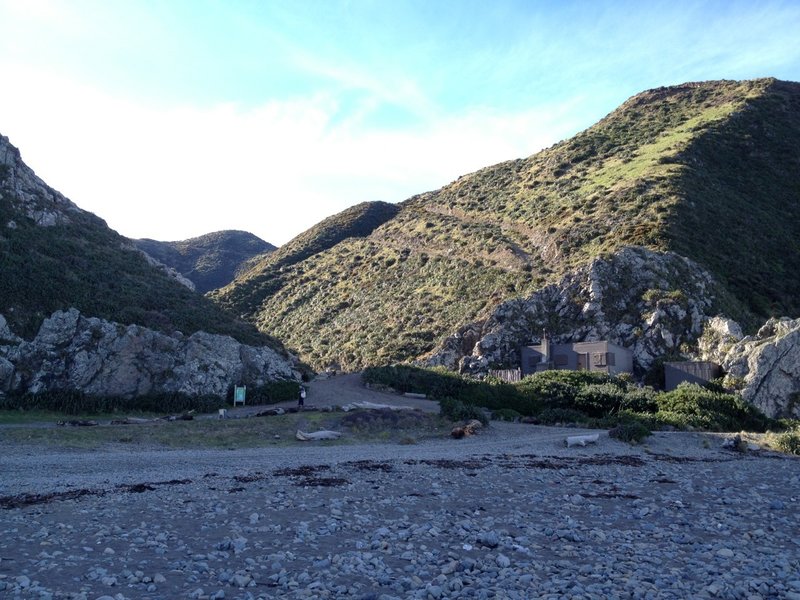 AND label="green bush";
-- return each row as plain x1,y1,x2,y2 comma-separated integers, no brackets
657,383,772,431
574,383,627,417
0,389,223,415
232,380,300,405
536,407,589,425
439,397,488,424
608,421,652,444
620,387,659,413
775,431,800,455
362,366,774,434
363,365,528,413
492,408,522,422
